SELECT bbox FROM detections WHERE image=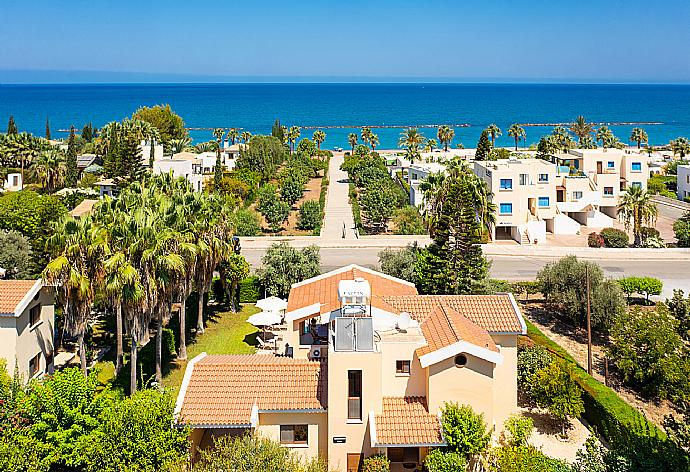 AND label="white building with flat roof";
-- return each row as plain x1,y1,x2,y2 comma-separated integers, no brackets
678,165,690,202
153,159,204,192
